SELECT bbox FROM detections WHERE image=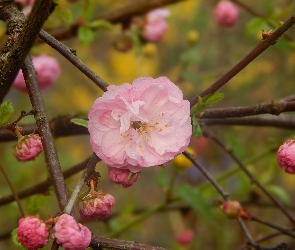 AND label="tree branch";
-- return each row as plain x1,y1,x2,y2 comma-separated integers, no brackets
190,14,295,108
0,0,54,102
22,57,69,211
